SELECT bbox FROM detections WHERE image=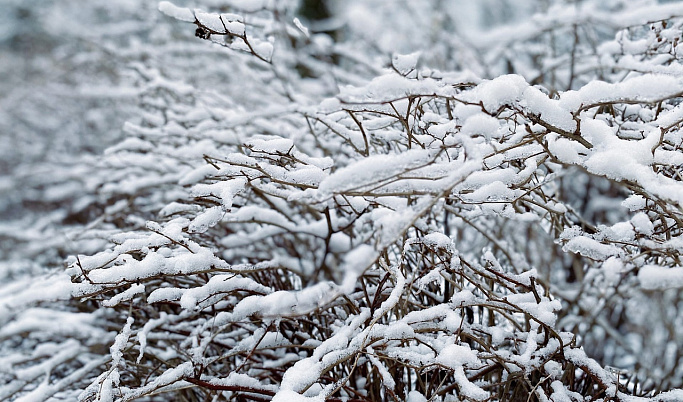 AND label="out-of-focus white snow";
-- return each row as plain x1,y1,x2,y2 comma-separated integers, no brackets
639,265,683,290
158,2,195,22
